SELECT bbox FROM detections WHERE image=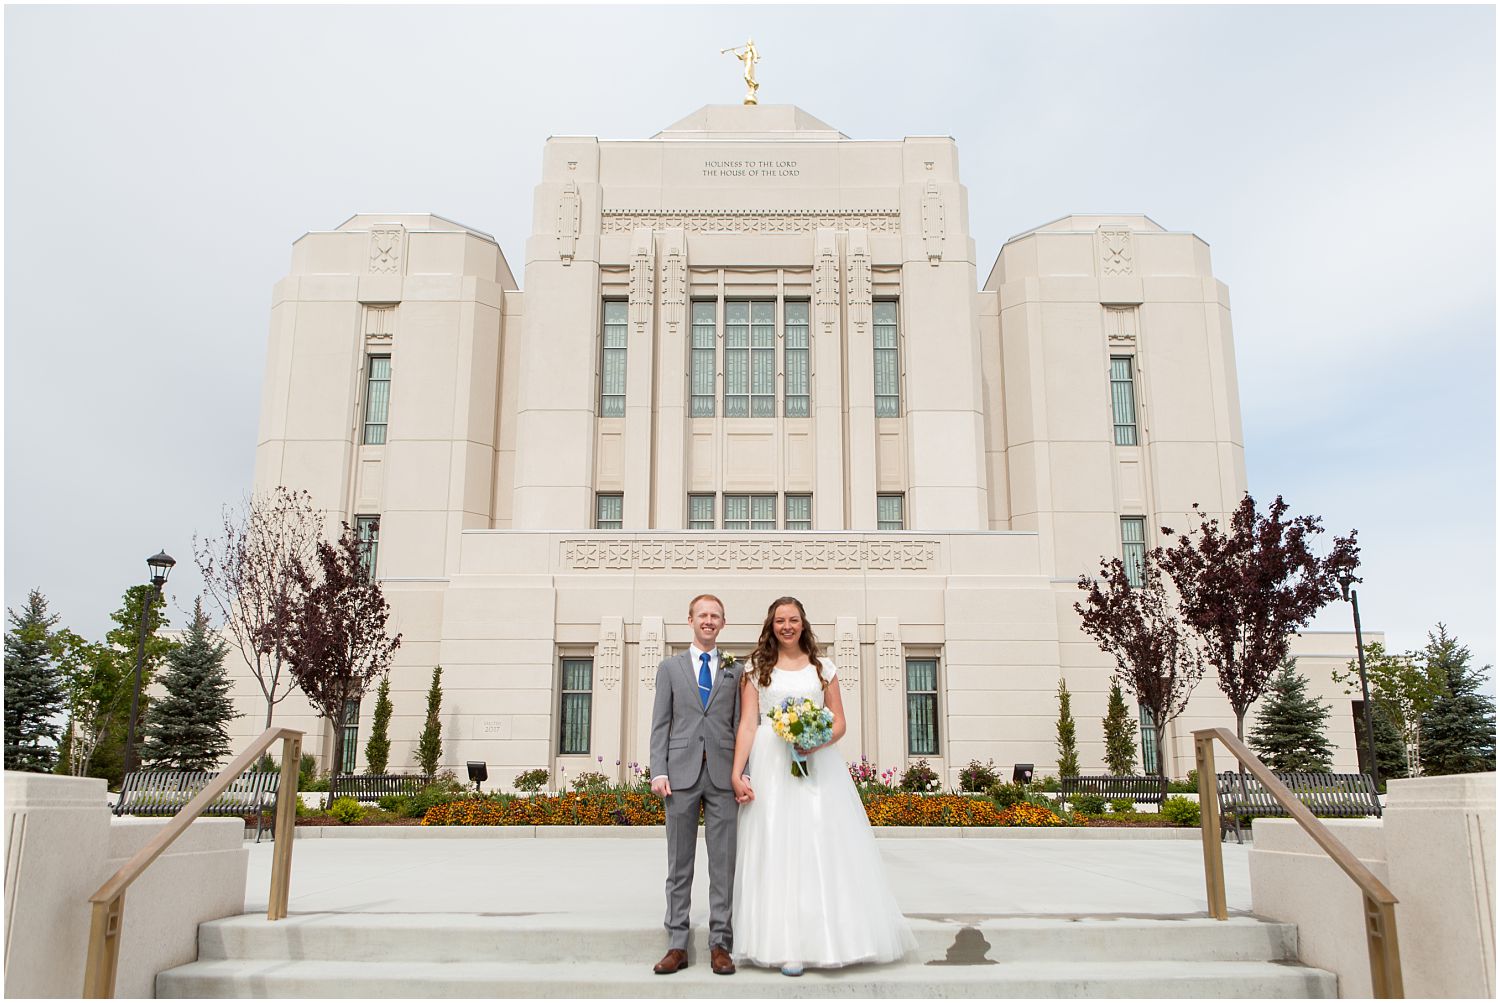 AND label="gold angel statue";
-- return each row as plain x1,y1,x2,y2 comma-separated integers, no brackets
721,38,761,105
